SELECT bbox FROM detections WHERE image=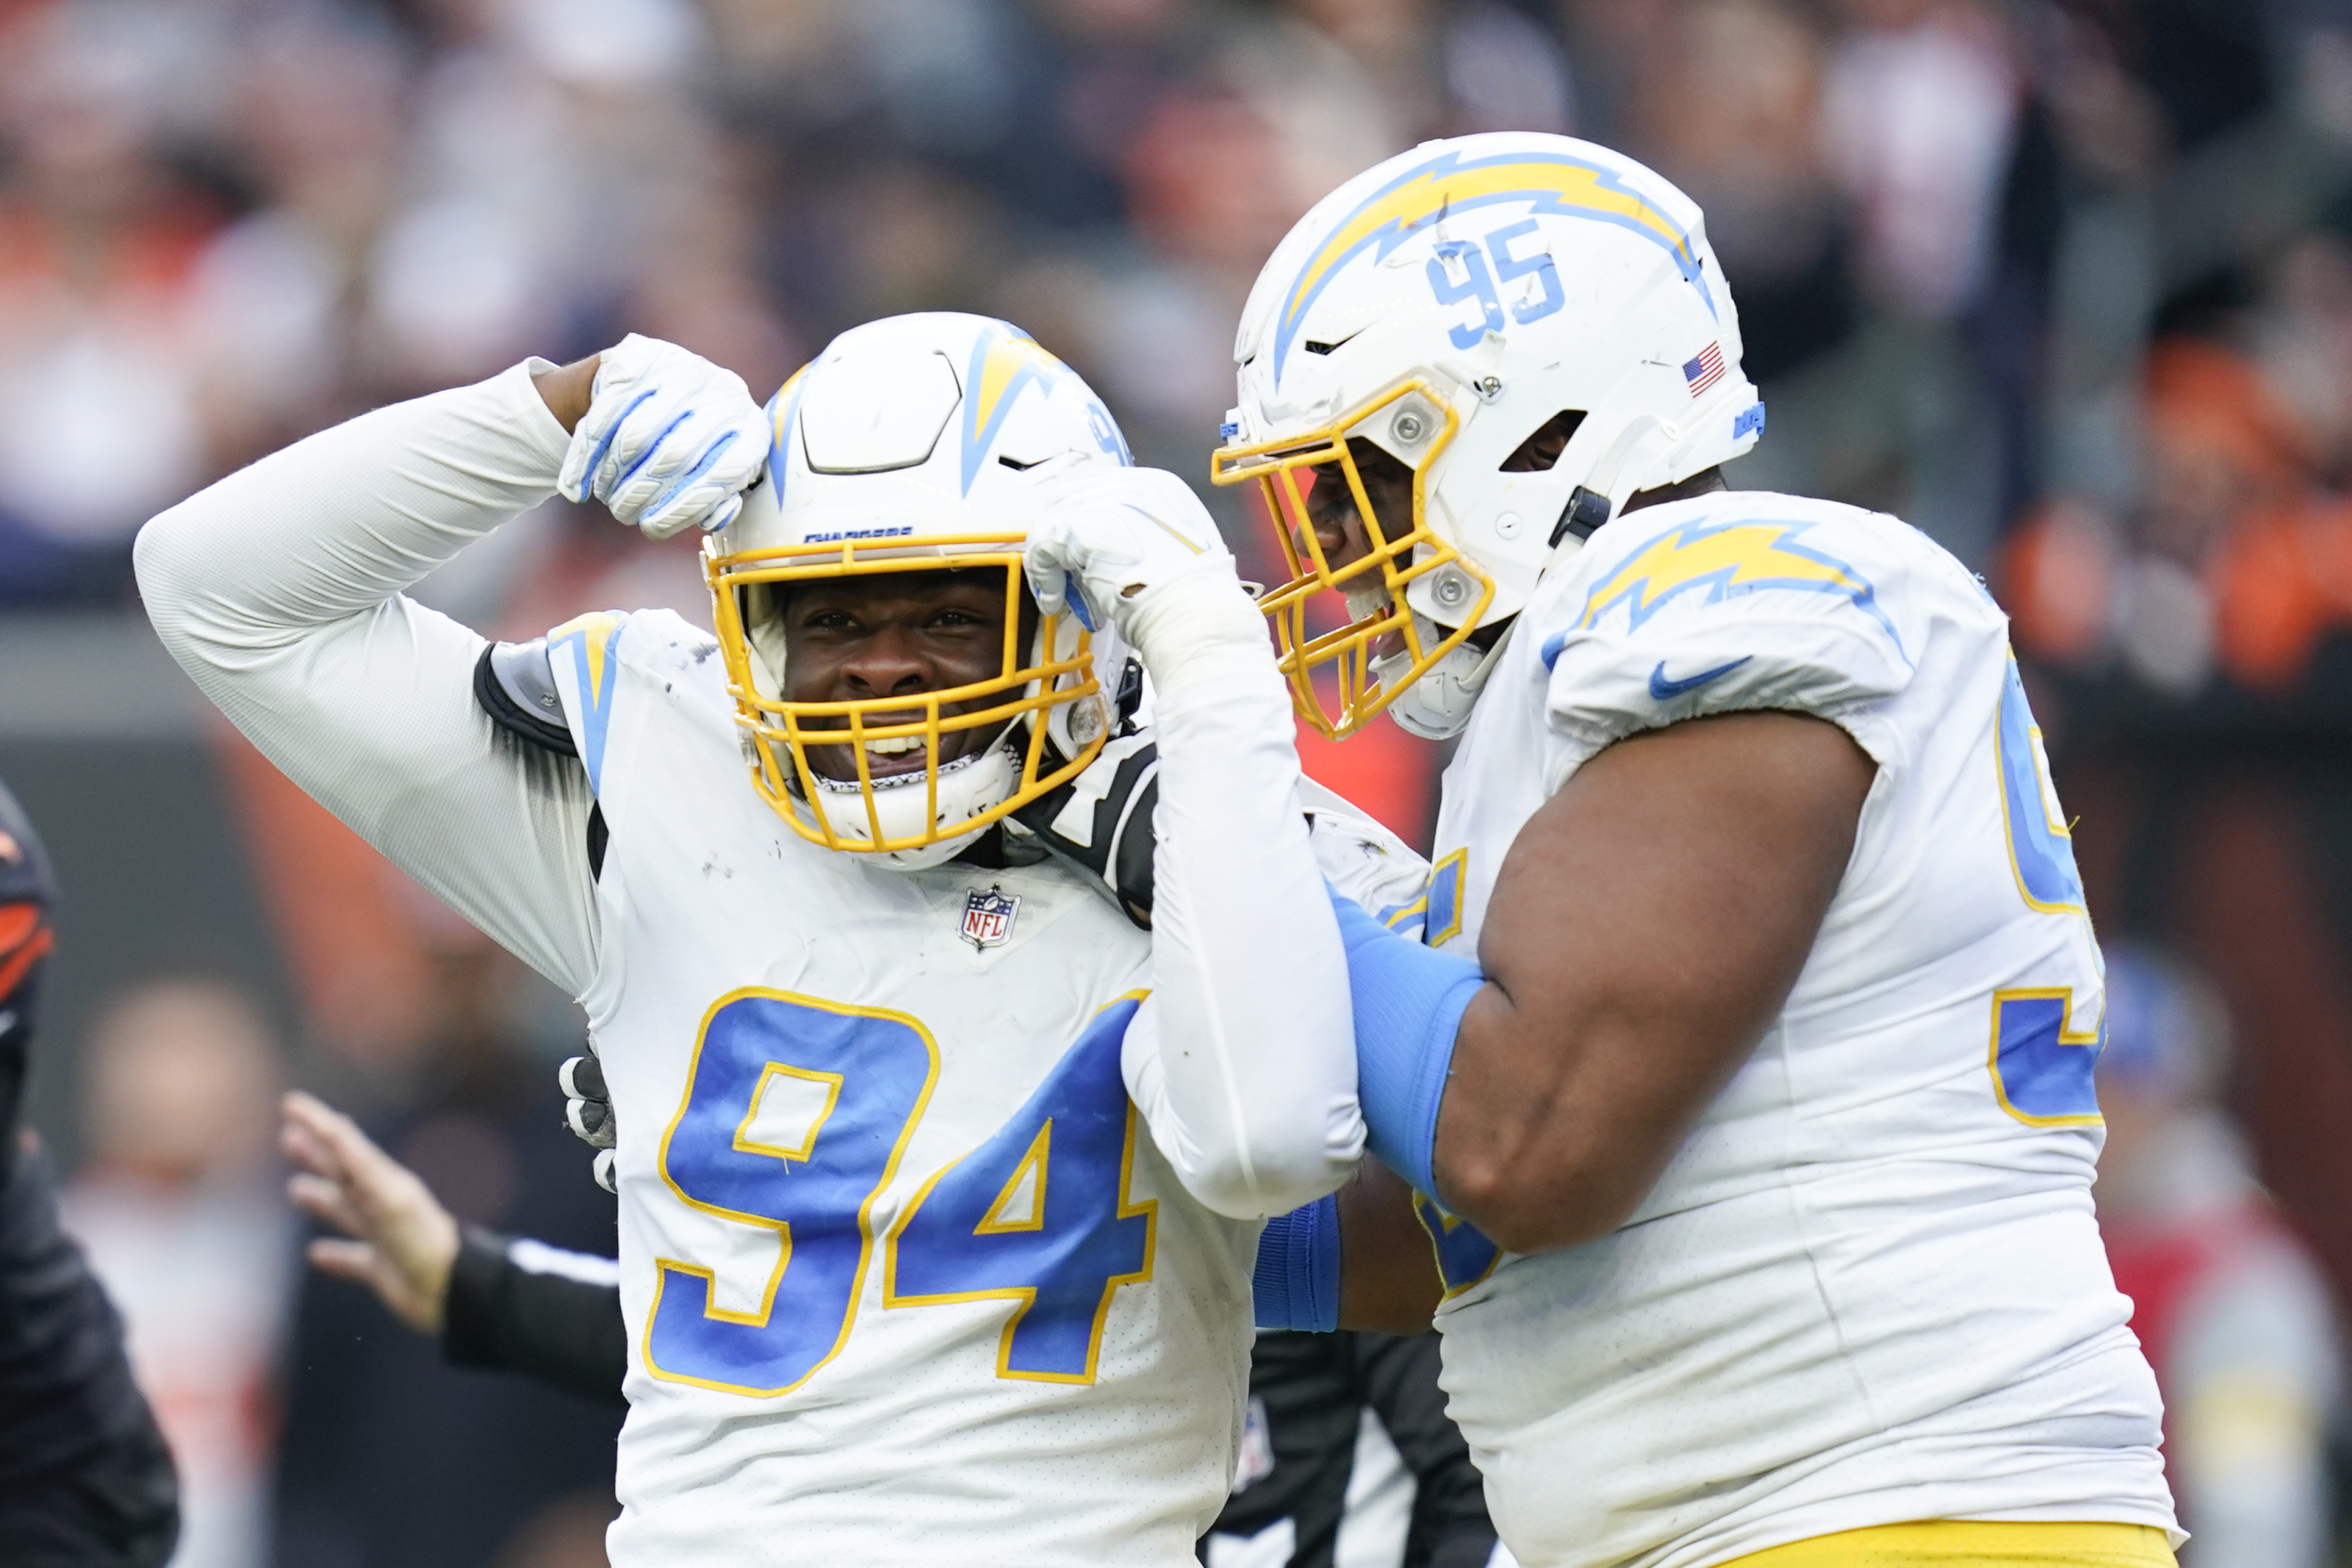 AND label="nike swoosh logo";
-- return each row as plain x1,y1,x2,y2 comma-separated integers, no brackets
1648,656,1751,700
